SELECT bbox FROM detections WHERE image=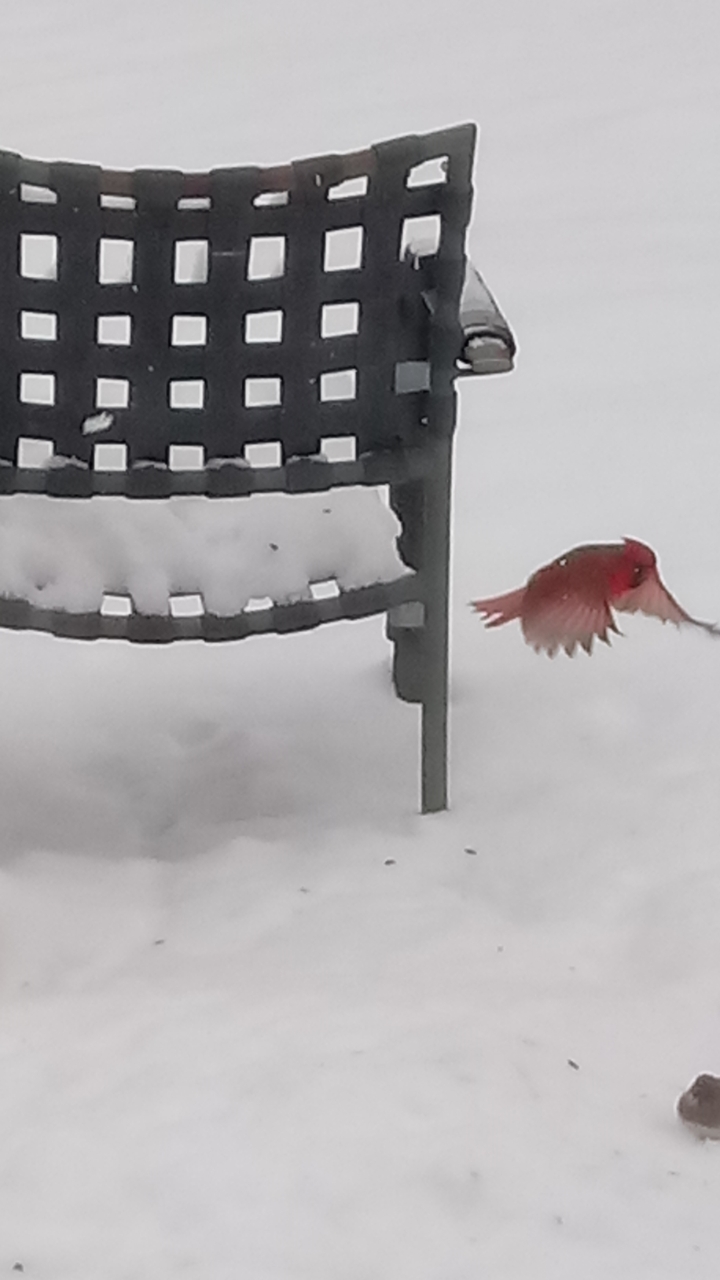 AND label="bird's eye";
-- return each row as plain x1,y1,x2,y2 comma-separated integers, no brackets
631,565,645,586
